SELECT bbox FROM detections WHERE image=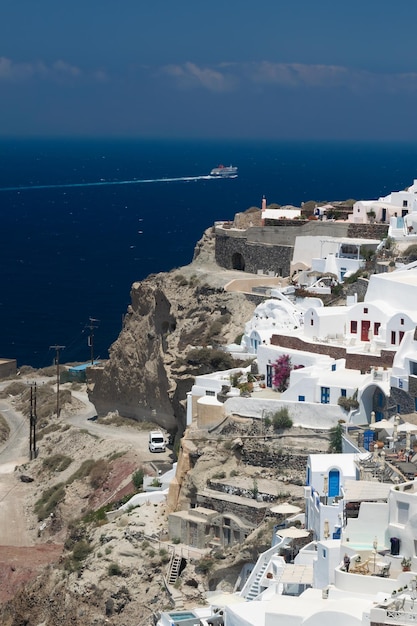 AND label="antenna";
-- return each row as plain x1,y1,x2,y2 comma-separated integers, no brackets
86,317,100,364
